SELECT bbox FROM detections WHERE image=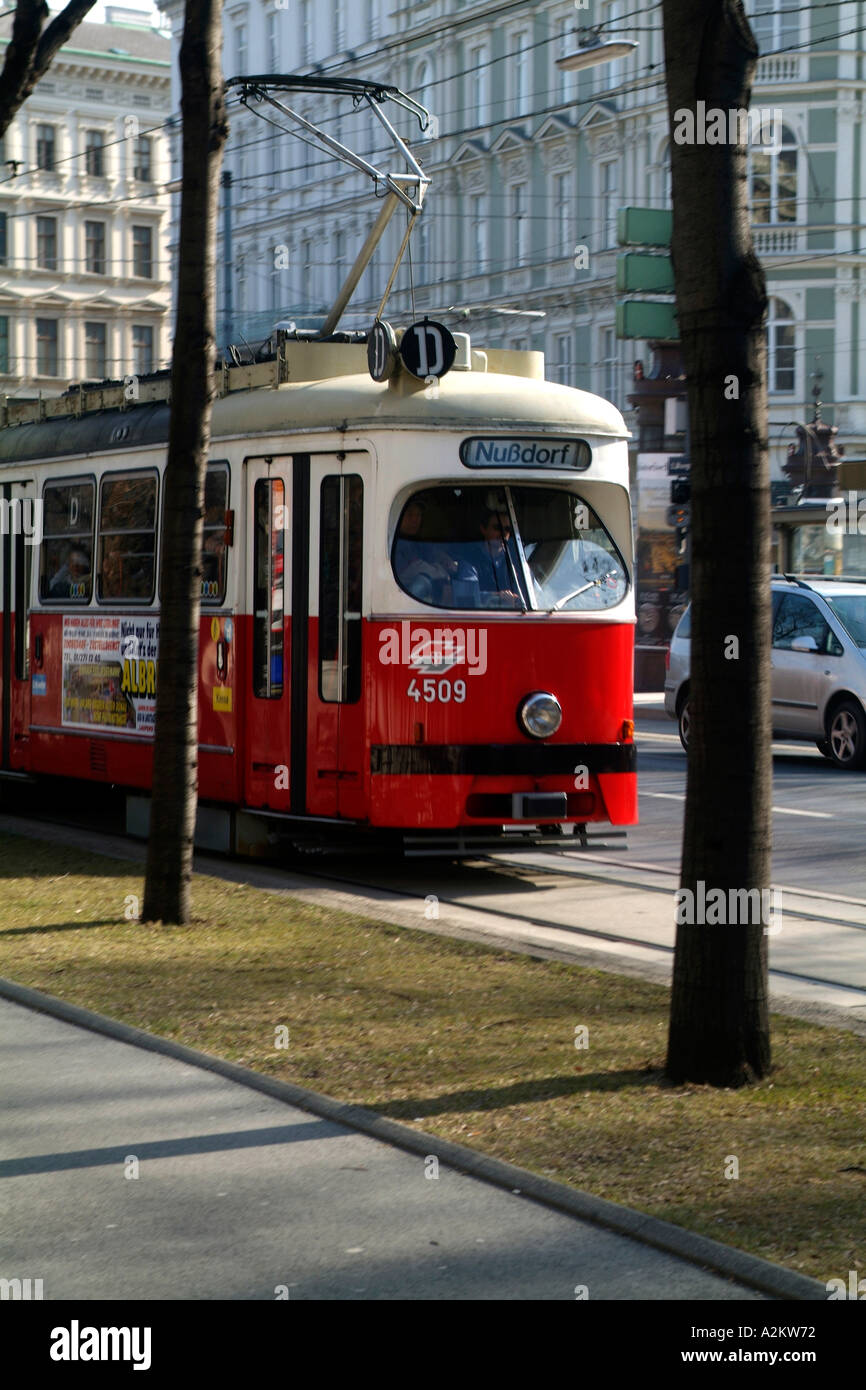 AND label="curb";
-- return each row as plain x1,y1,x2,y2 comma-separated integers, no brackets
0,974,828,1303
